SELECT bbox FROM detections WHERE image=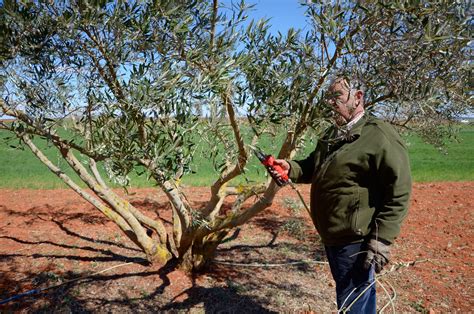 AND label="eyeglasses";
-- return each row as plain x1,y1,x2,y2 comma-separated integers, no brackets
324,89,352,107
